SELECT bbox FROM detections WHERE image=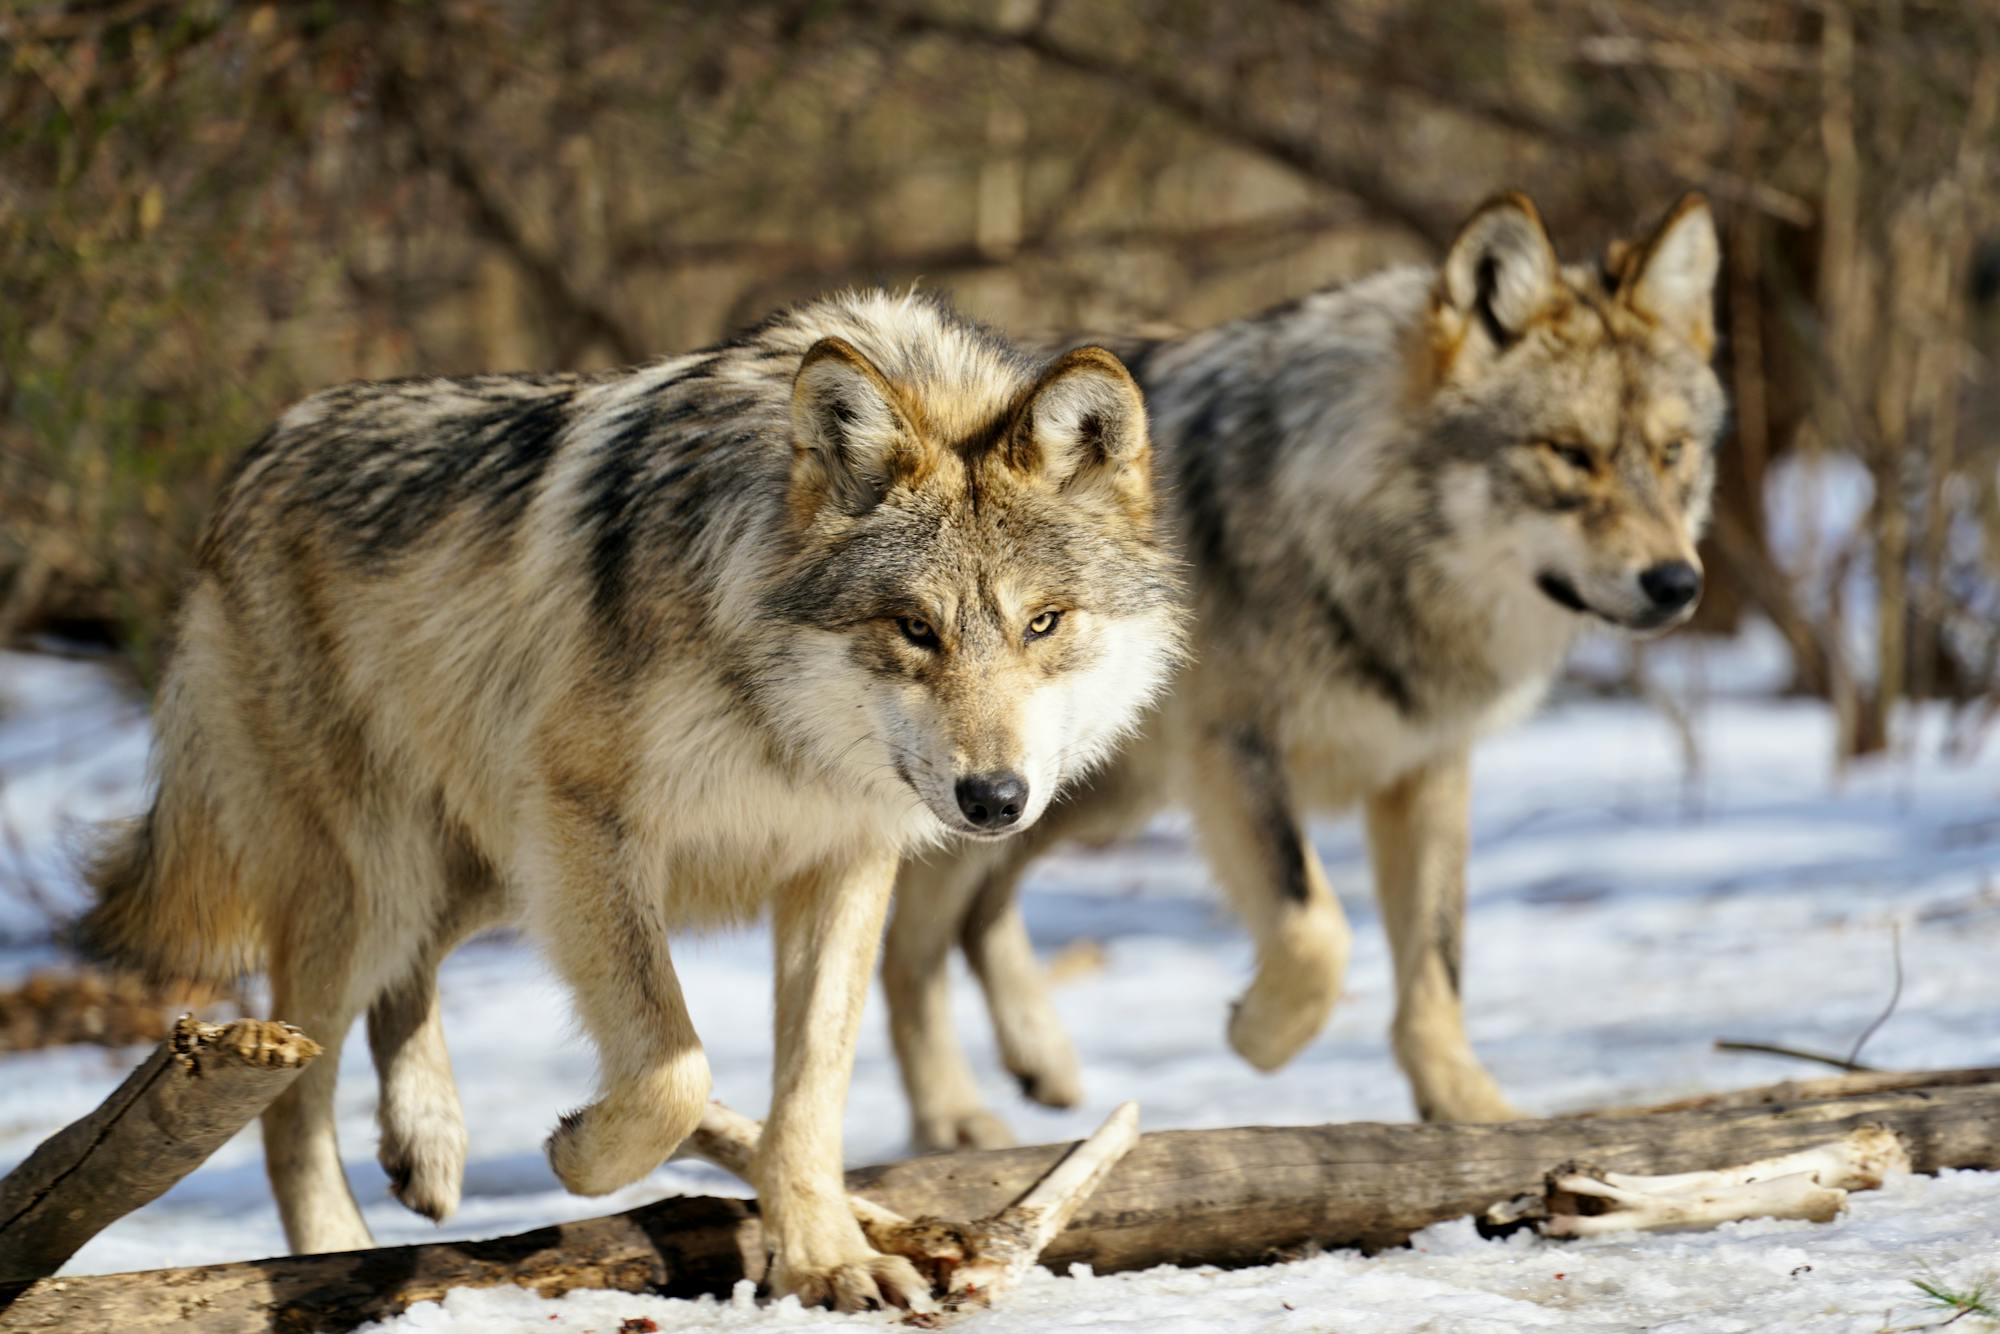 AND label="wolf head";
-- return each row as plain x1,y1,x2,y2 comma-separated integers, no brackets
1421,192,1724,634
767,336,1183,841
